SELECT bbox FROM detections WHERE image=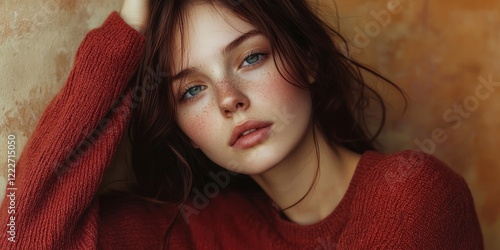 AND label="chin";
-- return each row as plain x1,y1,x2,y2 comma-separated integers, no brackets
238,164,275,176
231,148,287,176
